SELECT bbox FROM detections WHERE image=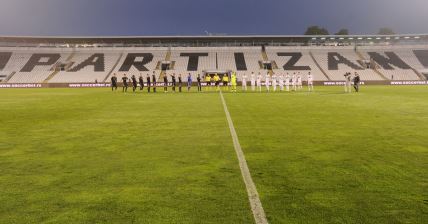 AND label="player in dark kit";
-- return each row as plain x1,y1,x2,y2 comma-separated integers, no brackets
152,72,157,93
197,74,202,92
122,74,128,92
146,74,151,93
171,73,176,92
139,74,144,91
353,72,361,92
111,73,118,91
178,74,183,92
163,74,168,93
128,79,133,91
131,75,138,92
